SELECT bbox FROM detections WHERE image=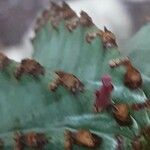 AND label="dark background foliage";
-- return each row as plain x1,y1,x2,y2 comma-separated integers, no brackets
0,0,149,47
